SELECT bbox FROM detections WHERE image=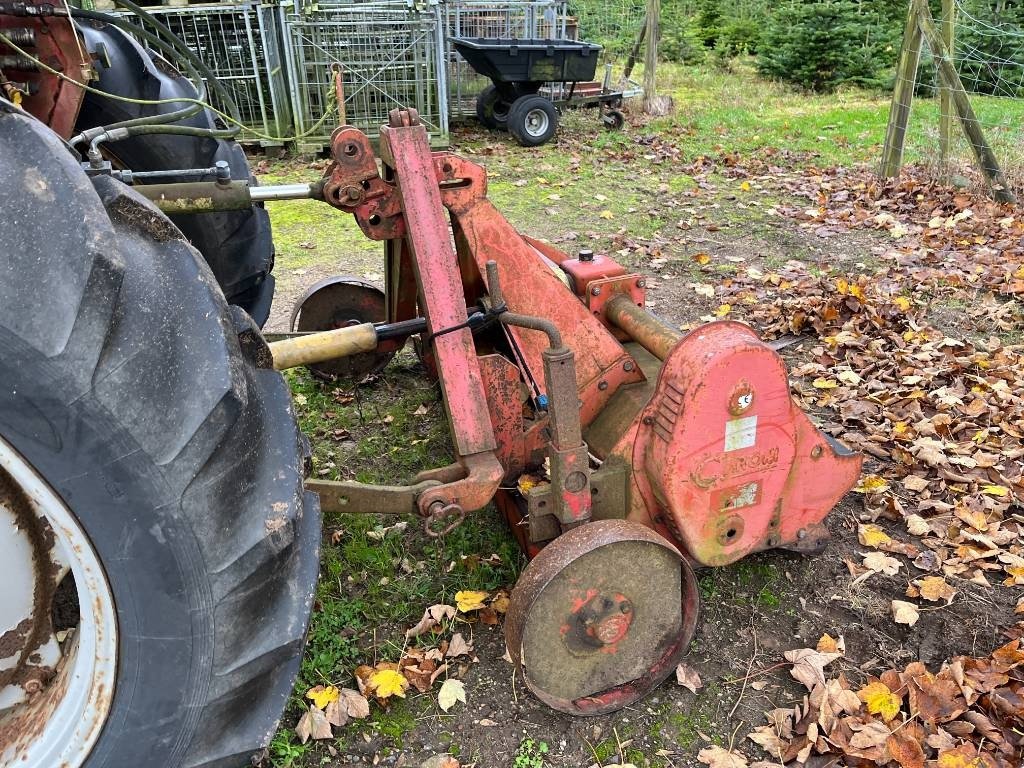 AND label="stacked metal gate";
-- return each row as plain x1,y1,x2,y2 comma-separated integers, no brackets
280,1,447,150
111,2,292,144
110,0,588,146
